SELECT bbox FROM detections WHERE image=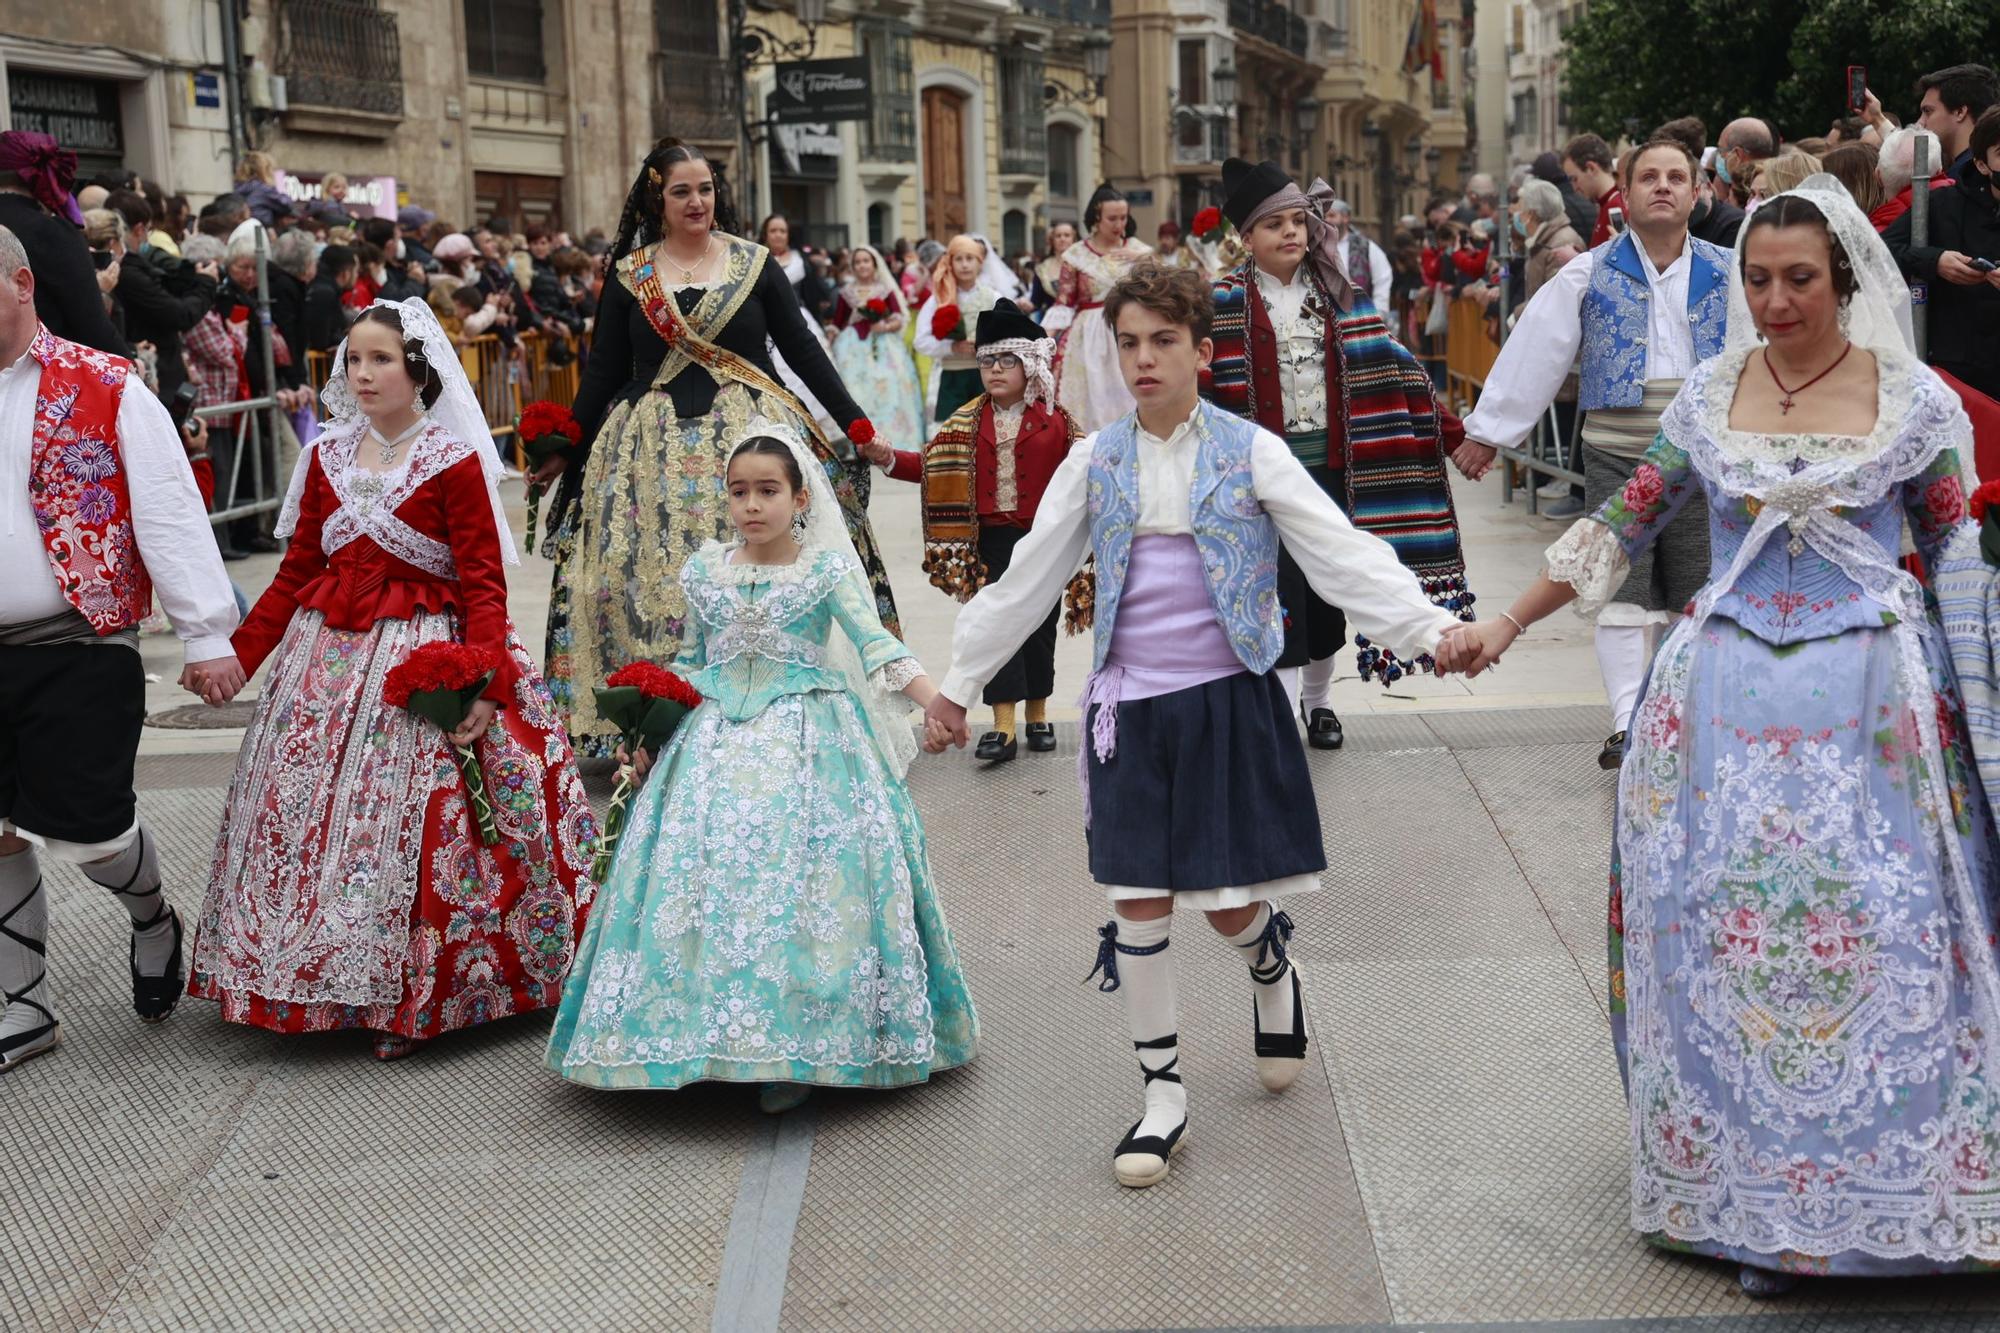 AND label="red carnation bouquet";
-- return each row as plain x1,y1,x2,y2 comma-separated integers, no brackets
384,642,506,845
1972,480,2000,567
590,661,704,880
854,296,893,336
1192,207,1227,244
930,302,965,343
515,399,582,555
